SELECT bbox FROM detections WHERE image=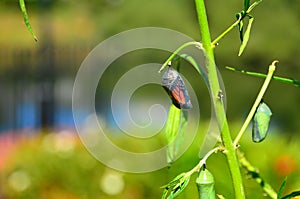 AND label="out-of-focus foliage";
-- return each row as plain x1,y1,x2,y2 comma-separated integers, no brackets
1,128,300,199
0,0,299,133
